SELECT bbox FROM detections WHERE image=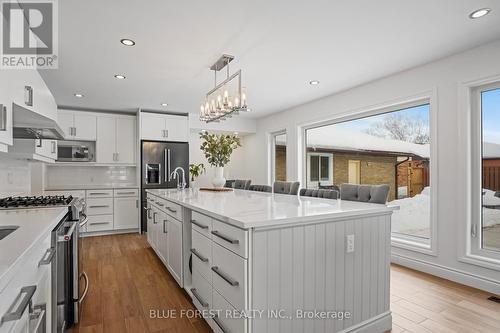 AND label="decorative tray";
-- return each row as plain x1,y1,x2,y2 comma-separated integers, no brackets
199,187,233,192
